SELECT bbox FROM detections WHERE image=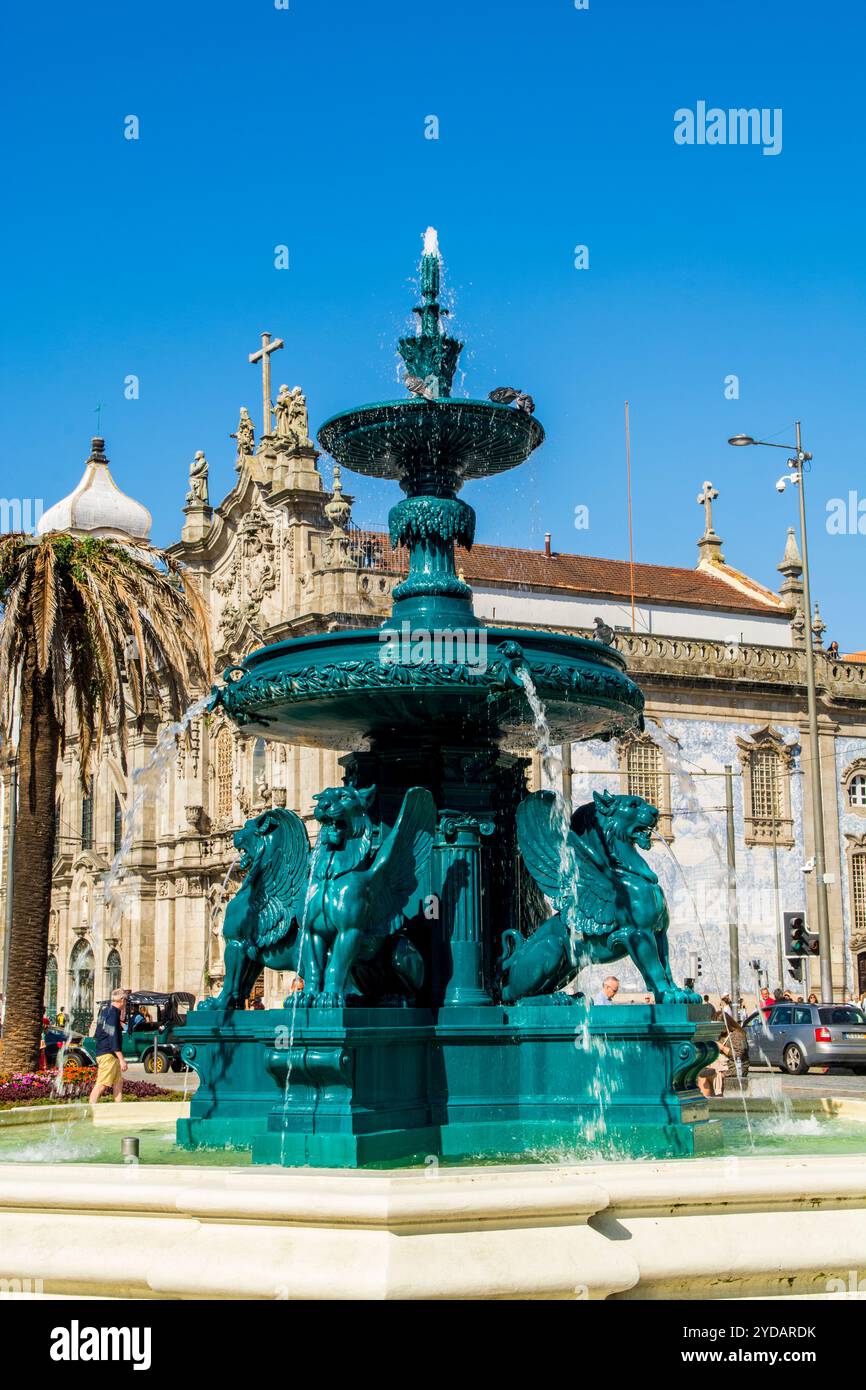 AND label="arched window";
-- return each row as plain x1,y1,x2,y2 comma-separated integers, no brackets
106,948,122,995
737,726,795,848
252,738,267,799
44,955,58,1017
113,793,124,855
215,726,233,821
851,852,866,936
626,739,662,807
69,940,95,1034
619,733,672,839
81,779,94,850
844,762,866,816
750,749,781,821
